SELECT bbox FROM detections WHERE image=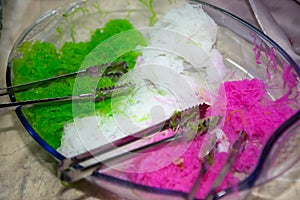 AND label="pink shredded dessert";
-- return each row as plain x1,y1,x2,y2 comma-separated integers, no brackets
112,77,296,198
